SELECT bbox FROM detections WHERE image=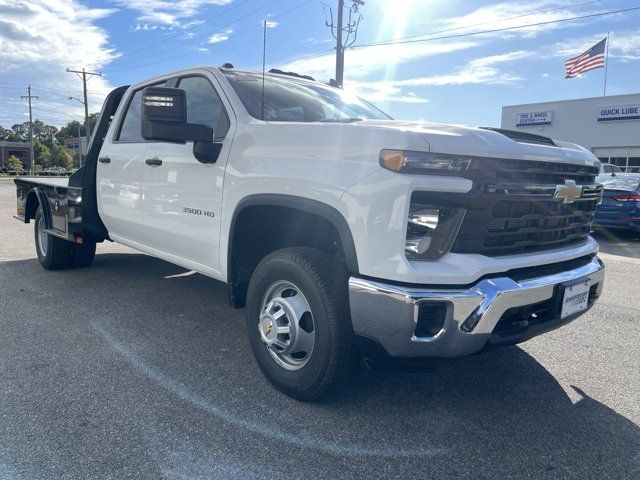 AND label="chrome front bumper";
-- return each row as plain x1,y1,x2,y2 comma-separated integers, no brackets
348,256,605,359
